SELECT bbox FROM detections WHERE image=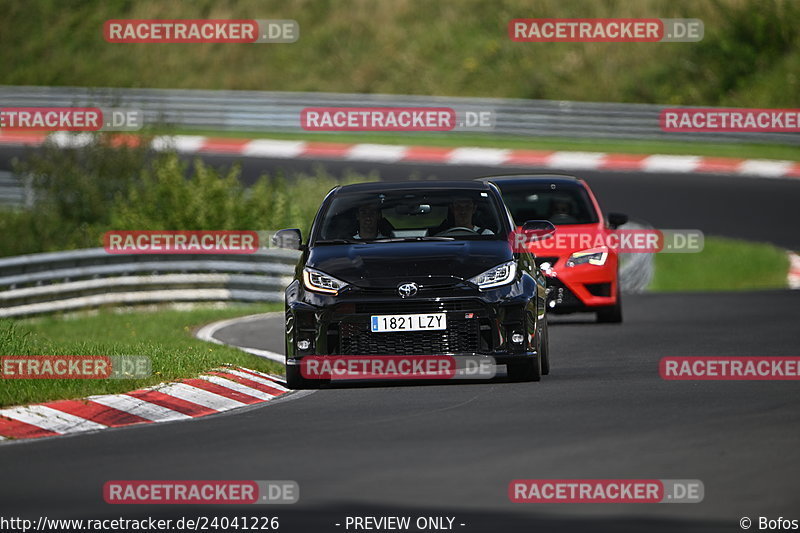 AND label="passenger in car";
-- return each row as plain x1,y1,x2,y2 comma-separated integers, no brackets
430,197,494,235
